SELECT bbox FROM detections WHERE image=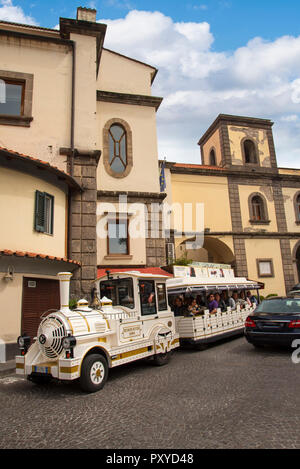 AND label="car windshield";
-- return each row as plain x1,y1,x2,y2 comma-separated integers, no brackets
256,298,300,313
100,278,134,309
